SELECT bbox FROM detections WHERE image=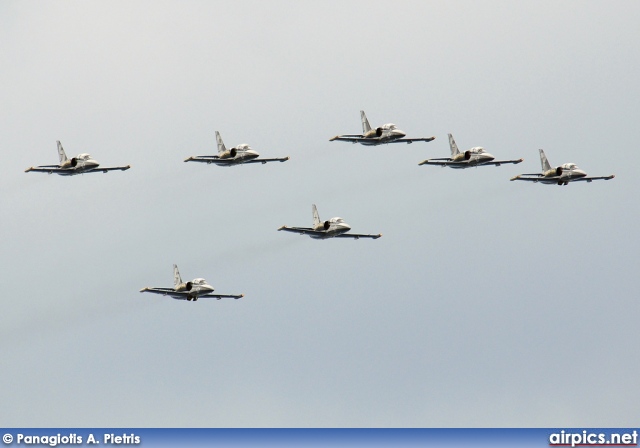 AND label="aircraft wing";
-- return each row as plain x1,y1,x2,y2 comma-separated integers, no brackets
25,166,66,173
570,175,615,182
334,233,382,239
140,287,243,300
386,137,436,144
242,157,290,164
198,293,244,300
277,225,327,236
329,135,365,142
85,165,131,173
331,136,436,144
418,158,456,166
139,287,176,295
184,155,219,161
510,174,544,182
482,158,524,166
184,156,232,166
26,165,130,173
